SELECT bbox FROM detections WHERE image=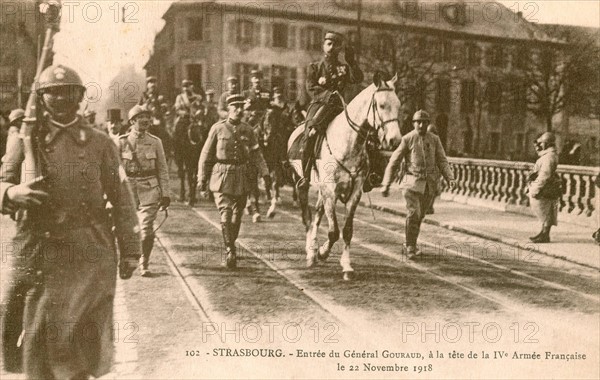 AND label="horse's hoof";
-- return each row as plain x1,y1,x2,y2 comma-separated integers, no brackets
267,205,276,218
318,247,330,261
252,213,261,223
343,271,354,281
